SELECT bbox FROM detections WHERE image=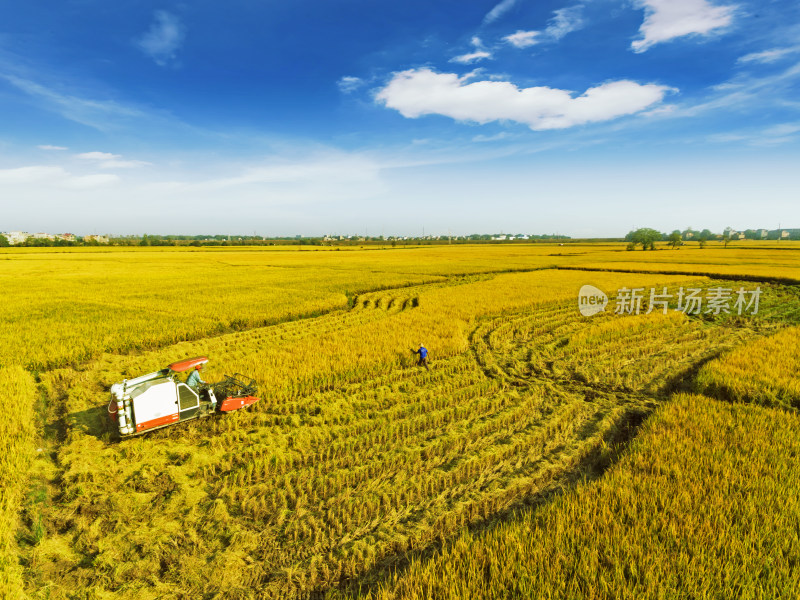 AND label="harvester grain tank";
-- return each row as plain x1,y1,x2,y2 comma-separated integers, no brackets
107,356,259,437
